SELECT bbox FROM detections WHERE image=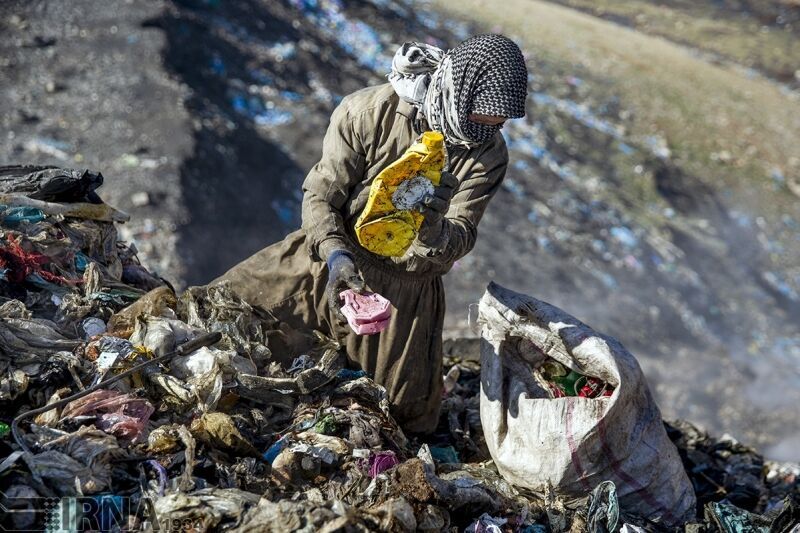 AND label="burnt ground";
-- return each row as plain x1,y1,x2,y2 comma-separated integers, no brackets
2,0,800,460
